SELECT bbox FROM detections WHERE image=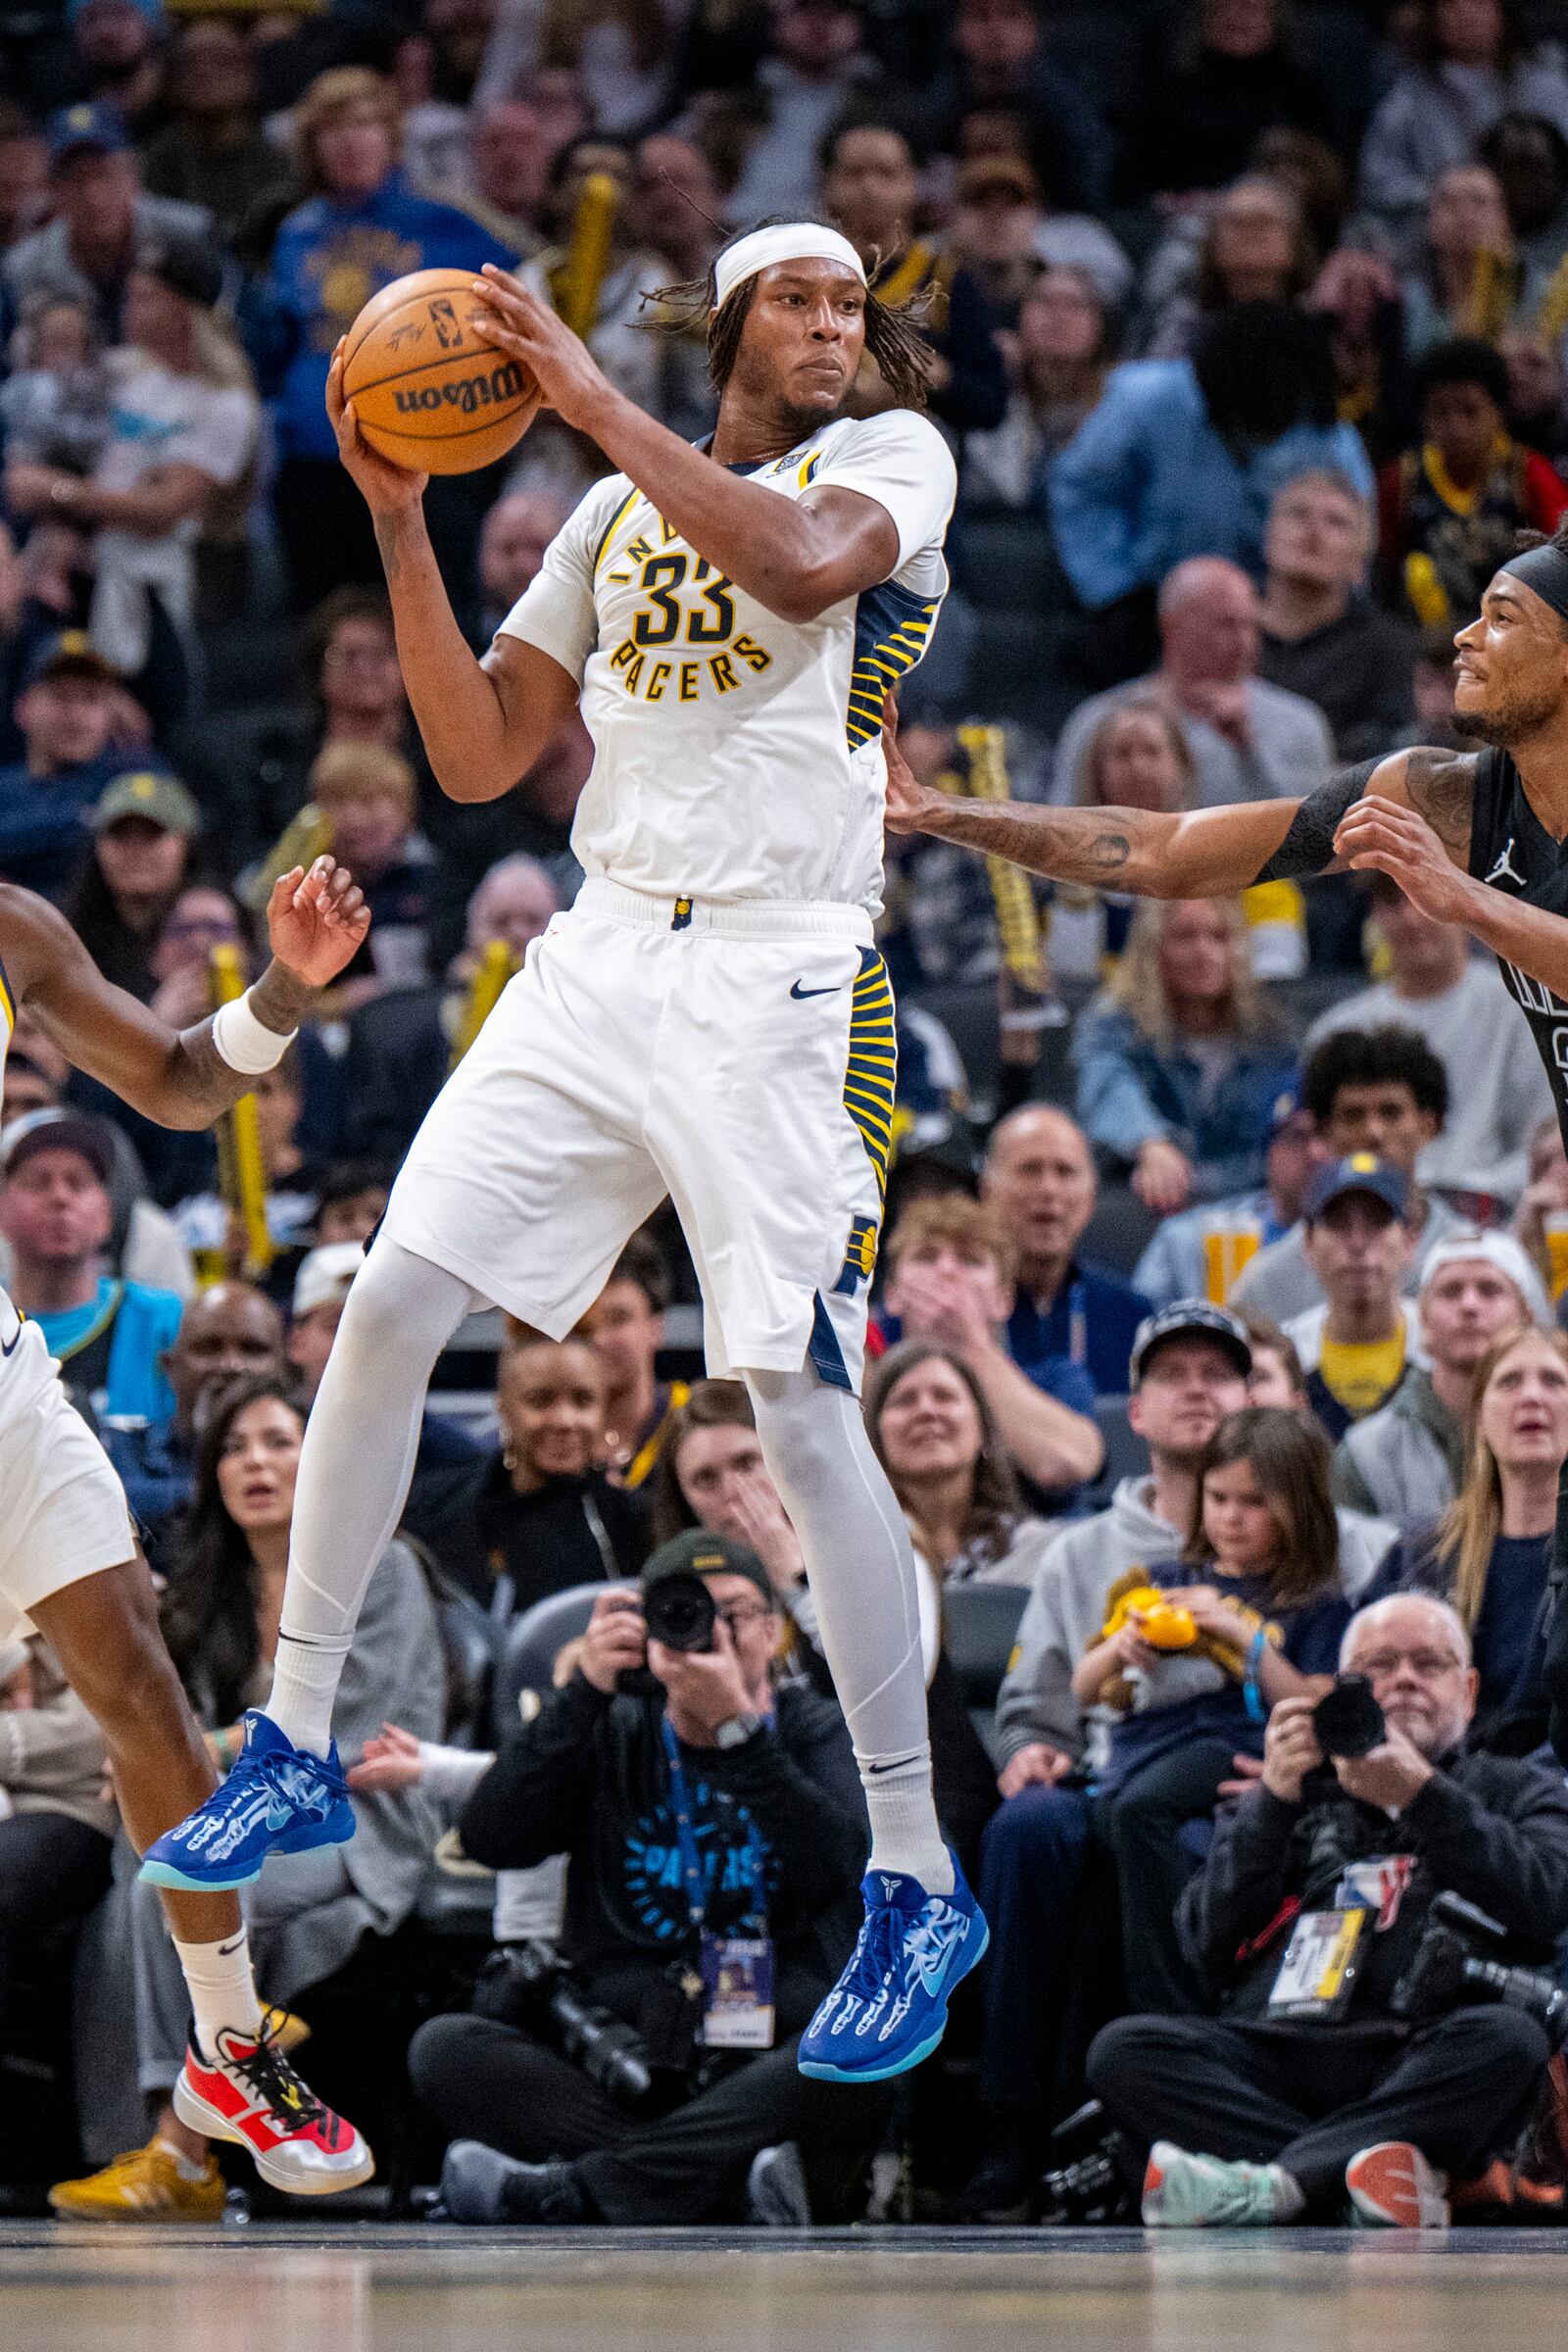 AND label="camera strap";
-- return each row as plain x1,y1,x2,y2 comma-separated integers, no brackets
660,1716,768,1932
660,1717,776,2050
